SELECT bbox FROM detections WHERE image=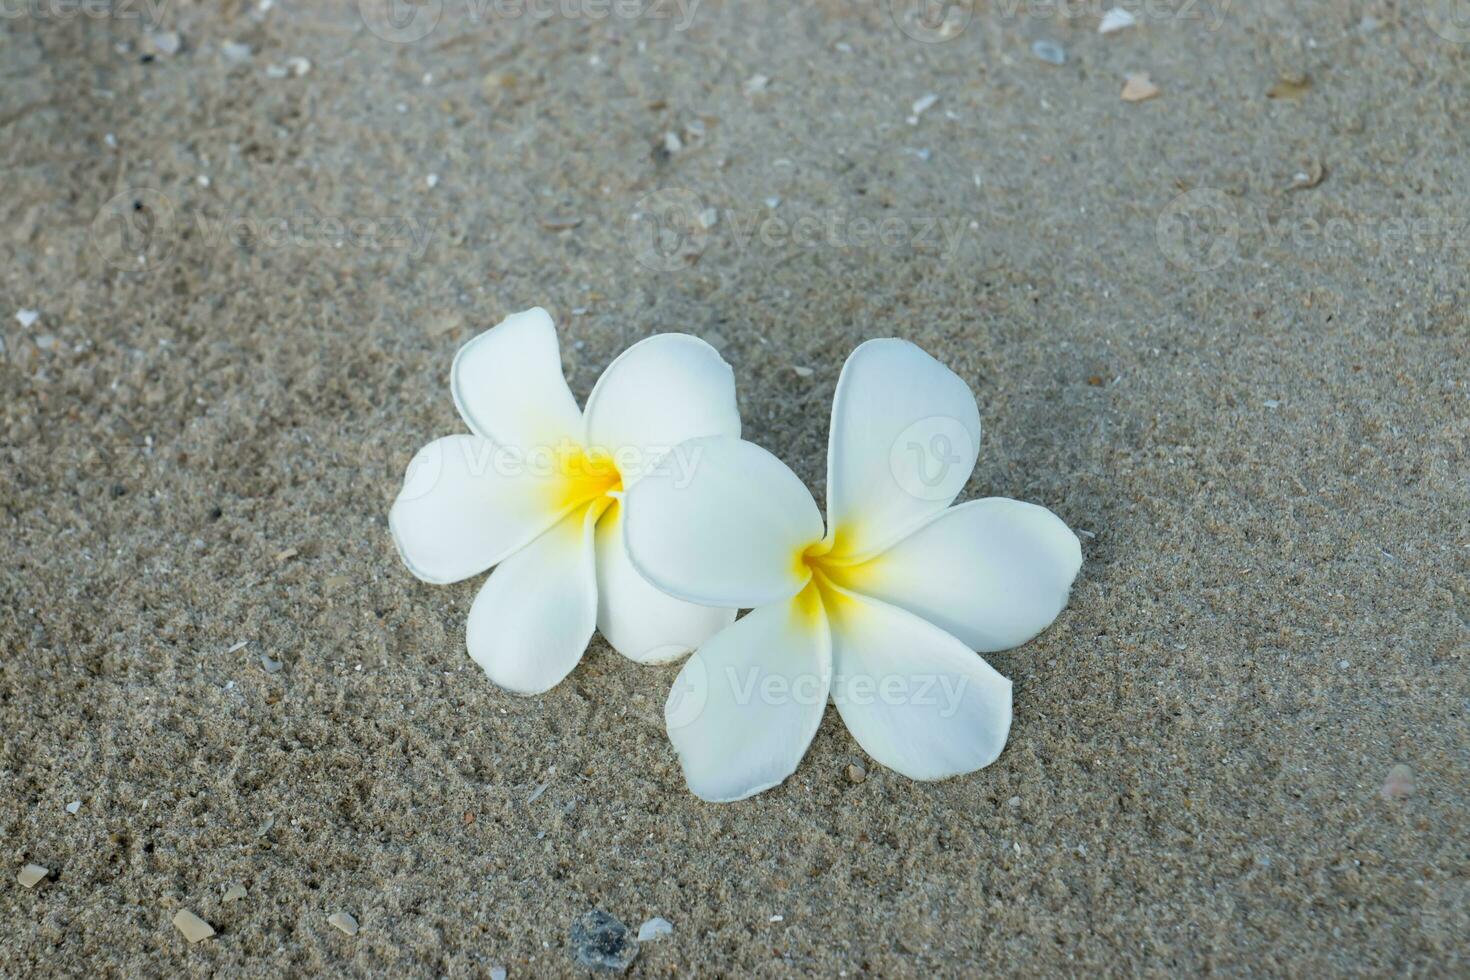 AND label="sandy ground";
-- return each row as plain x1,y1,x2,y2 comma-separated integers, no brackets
3,0,1468,975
